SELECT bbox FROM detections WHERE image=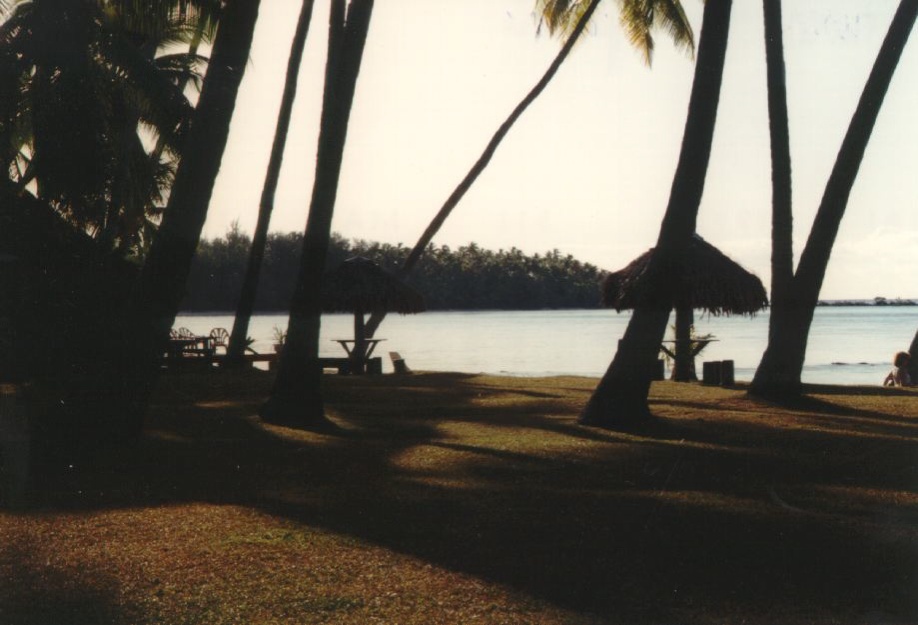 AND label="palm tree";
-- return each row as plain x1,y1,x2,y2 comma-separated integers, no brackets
142,0,221,188
762,0,793,323
0,0,209,254
1,0,257,449
363,0,694,338
750,0,918,399
260,0,375,428
579,0,733,428
224,0,316,367
94,1,220,254
109,0,263,437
